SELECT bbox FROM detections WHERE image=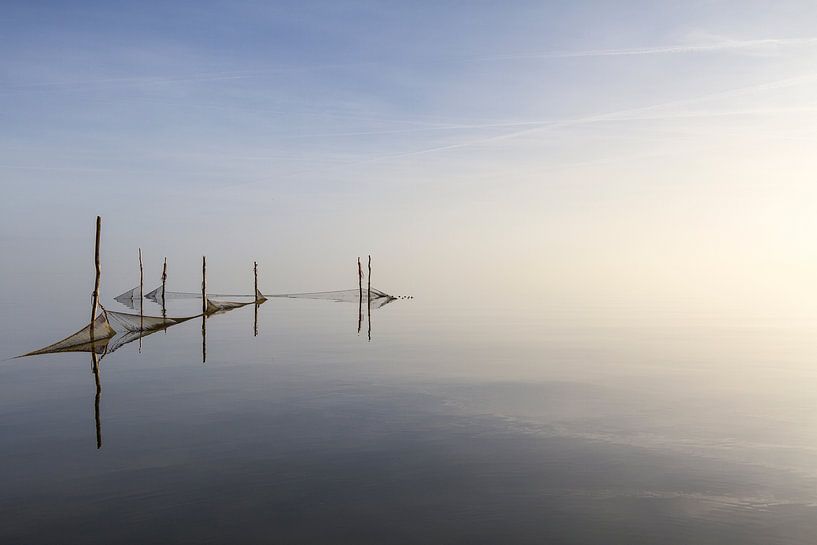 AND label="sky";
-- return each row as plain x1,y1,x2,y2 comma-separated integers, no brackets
2,1,817,319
